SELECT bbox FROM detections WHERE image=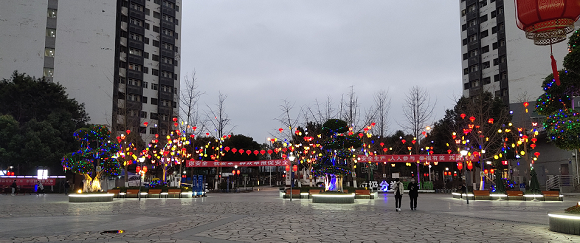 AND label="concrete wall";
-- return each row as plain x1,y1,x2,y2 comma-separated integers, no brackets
0,0,48,79
53,0,117,126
